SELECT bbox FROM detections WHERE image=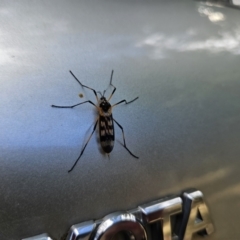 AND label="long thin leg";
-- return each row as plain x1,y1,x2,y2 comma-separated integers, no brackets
112,97,139,108
68,119,99,173
69,70,99,102
51,100,97,108
113,118,139,159
107,70,116,101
